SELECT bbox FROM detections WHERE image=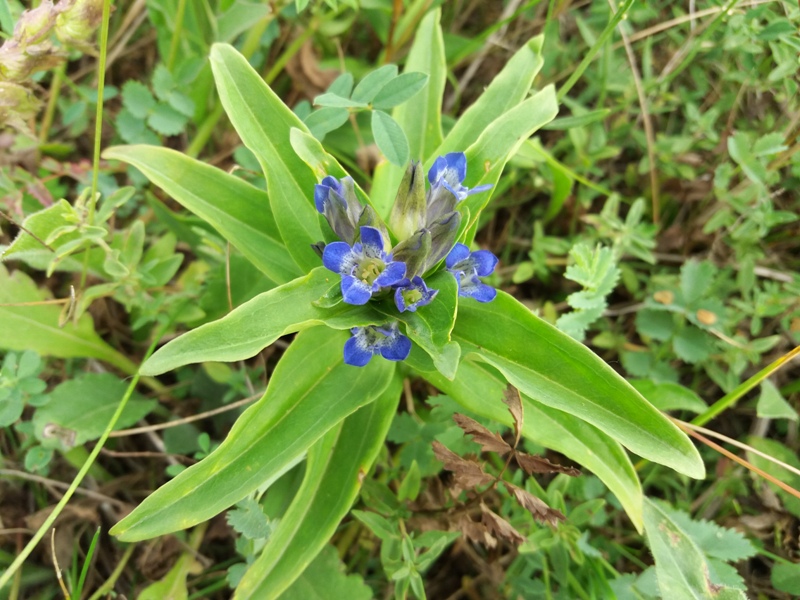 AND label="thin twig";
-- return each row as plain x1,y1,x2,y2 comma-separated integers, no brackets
0,469,127,507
